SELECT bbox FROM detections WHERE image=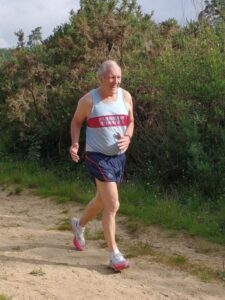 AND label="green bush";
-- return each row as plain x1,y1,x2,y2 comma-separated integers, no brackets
0,0,224,198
